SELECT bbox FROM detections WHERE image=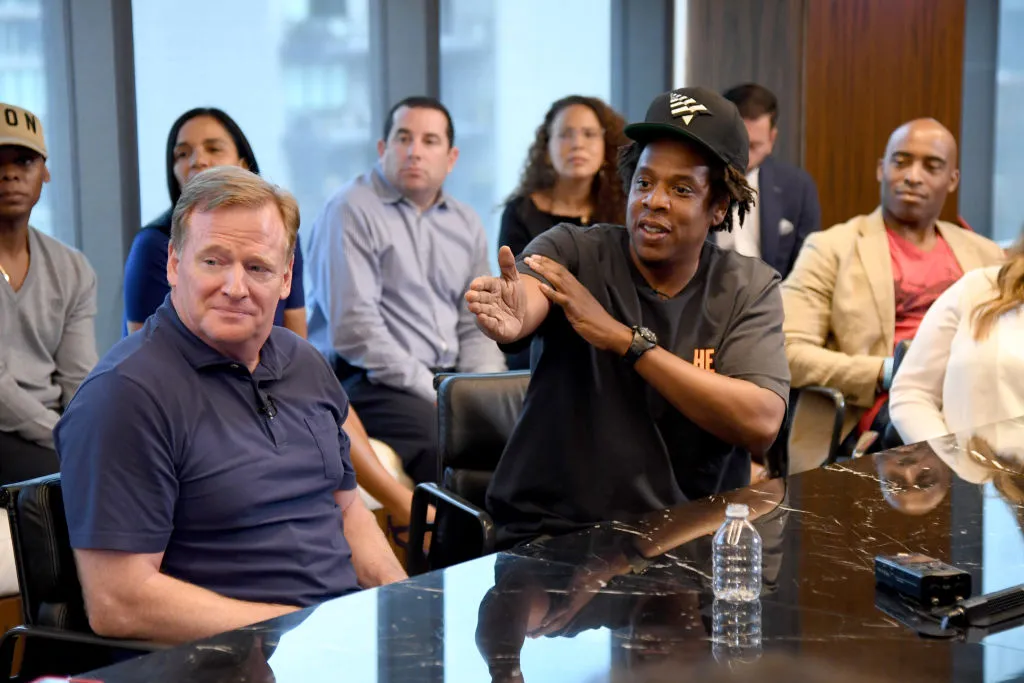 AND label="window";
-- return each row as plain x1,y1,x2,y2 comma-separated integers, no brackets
132,0,374,238
439,0,613,268
993,0,1024,246
0,0,73,243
